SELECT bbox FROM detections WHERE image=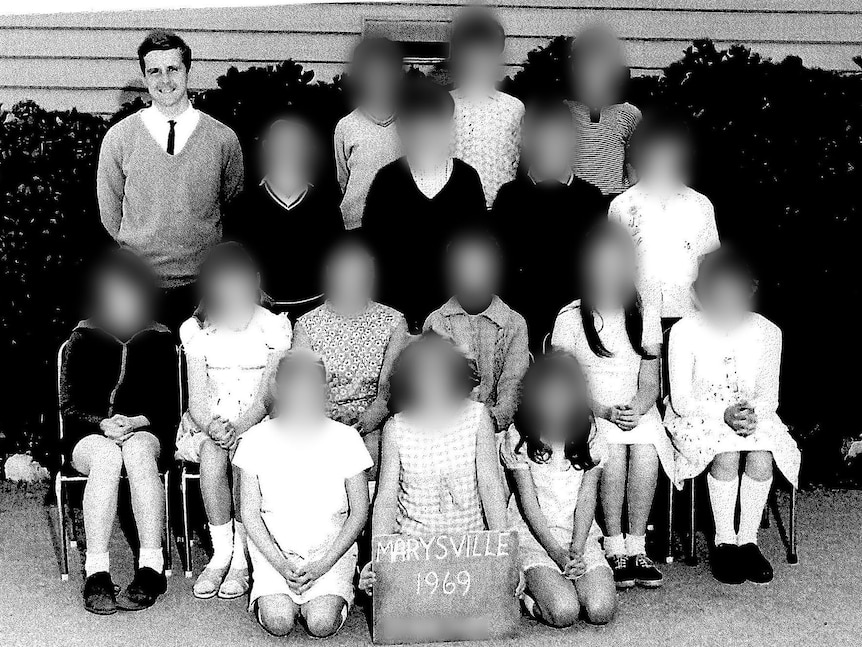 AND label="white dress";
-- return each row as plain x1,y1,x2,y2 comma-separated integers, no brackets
552,300,675,480
665,312,801,489
500,424,609,576
175,306,292,461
